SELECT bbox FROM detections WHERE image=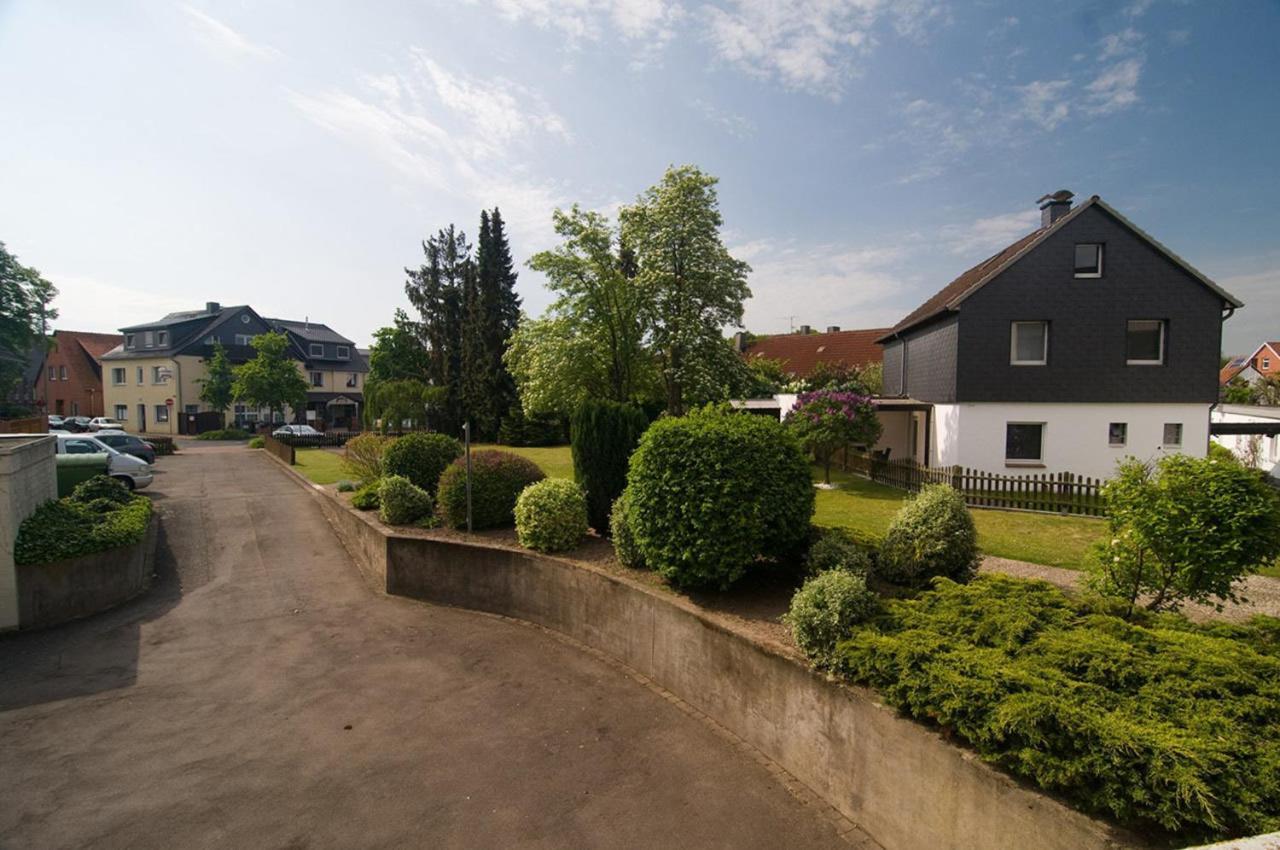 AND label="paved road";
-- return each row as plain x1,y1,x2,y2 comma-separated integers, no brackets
0,443,852,849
